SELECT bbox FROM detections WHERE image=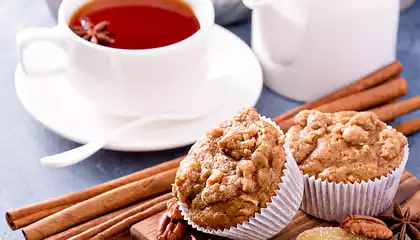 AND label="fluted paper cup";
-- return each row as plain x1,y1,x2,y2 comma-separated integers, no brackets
301,144,409,222
177,116,304,240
